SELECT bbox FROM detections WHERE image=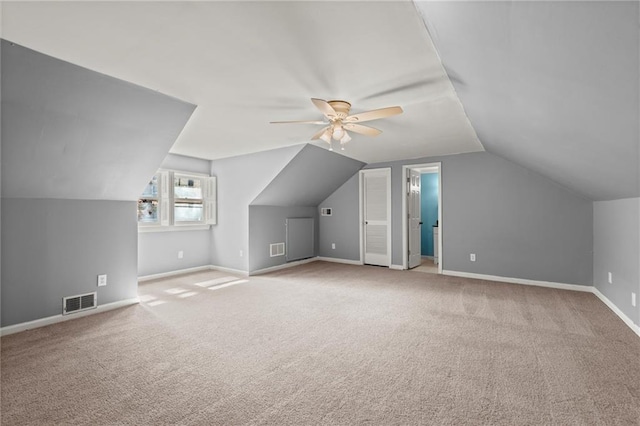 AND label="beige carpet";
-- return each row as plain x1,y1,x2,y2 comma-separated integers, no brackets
2,261,639,425
412,257,438,274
